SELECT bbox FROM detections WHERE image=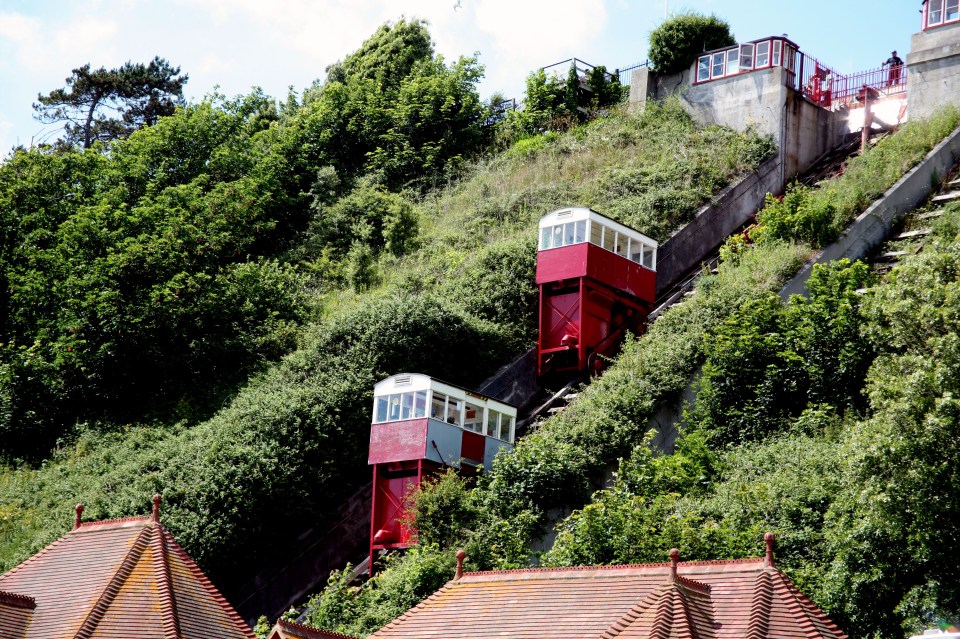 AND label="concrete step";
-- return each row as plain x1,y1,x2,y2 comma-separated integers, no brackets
892,228,931,240
547,407,566,414
917,209,944,220
932,191,960,202
873,251,908,262
948,177,960,186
